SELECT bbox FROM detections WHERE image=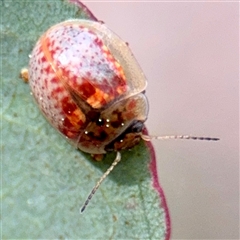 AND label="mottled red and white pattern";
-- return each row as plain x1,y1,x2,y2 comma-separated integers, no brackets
29,19,148,153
